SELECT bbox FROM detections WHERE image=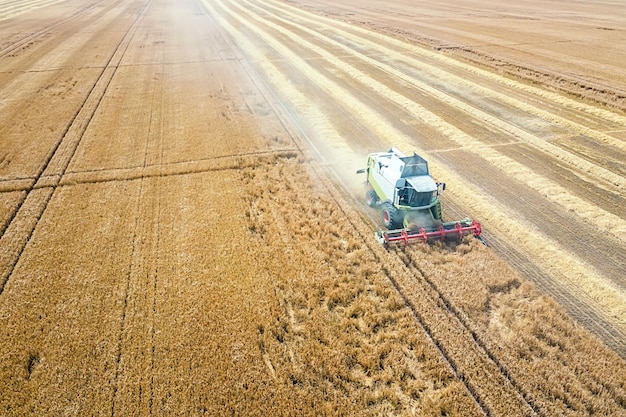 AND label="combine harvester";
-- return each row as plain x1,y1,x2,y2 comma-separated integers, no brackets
357,148,482,246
